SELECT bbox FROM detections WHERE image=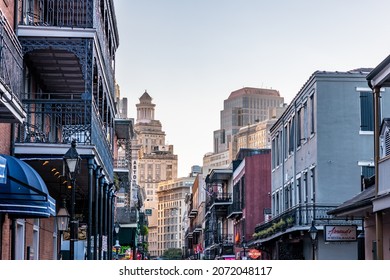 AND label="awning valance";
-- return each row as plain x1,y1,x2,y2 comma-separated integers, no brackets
0,154,56,218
